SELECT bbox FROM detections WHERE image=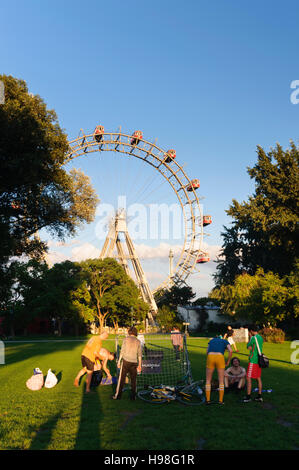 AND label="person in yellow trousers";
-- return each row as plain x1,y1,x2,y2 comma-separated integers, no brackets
205,336,232,405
